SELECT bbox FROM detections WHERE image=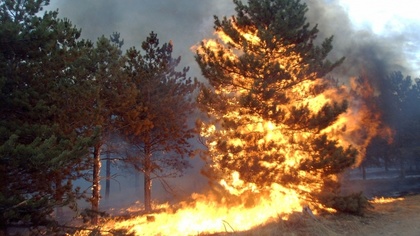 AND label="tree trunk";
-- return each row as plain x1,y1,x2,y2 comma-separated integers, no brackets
362,164,366,180
135,171,140,191
144,144,152,213
399,155,405,179
92,143,101,224
105,151,111,200
54,178,63,220
384,156,389,172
